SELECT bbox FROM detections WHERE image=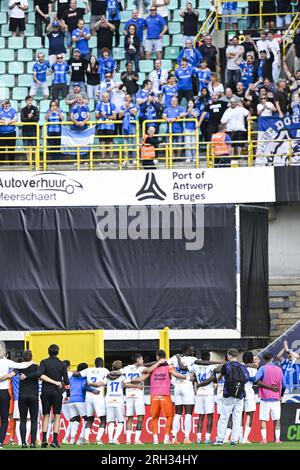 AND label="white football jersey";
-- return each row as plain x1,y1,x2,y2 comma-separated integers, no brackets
168,355,197,384
244,366,257,400
105,375,126,407
121,364,145,397
80,367,109,396
189,364,216,396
